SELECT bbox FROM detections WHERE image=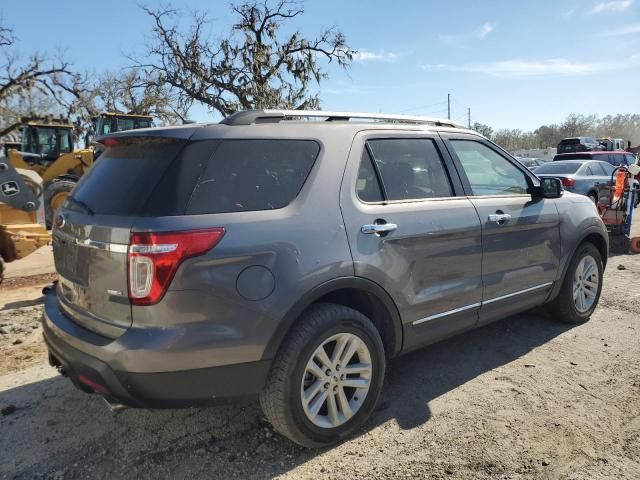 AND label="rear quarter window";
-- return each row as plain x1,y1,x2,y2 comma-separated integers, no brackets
186,139,320,214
